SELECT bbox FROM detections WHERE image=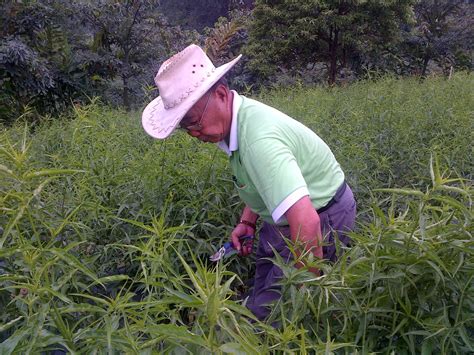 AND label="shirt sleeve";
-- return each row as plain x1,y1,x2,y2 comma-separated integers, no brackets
272,186,309,224
243,137,309,223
